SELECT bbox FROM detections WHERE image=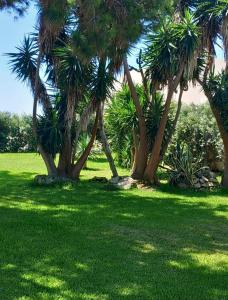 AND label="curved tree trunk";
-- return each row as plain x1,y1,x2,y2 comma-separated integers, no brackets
72,98,96,164
131,128,139,174
33,52,57,176
123,57,148,179
208,99,228,187
99,103,118,178
143,64,185,184
210,105,228,187
143,87,174,183
222,137,228,187
58,94,75,177
198,79,228,188
160,87,183,161
72,105,100,178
